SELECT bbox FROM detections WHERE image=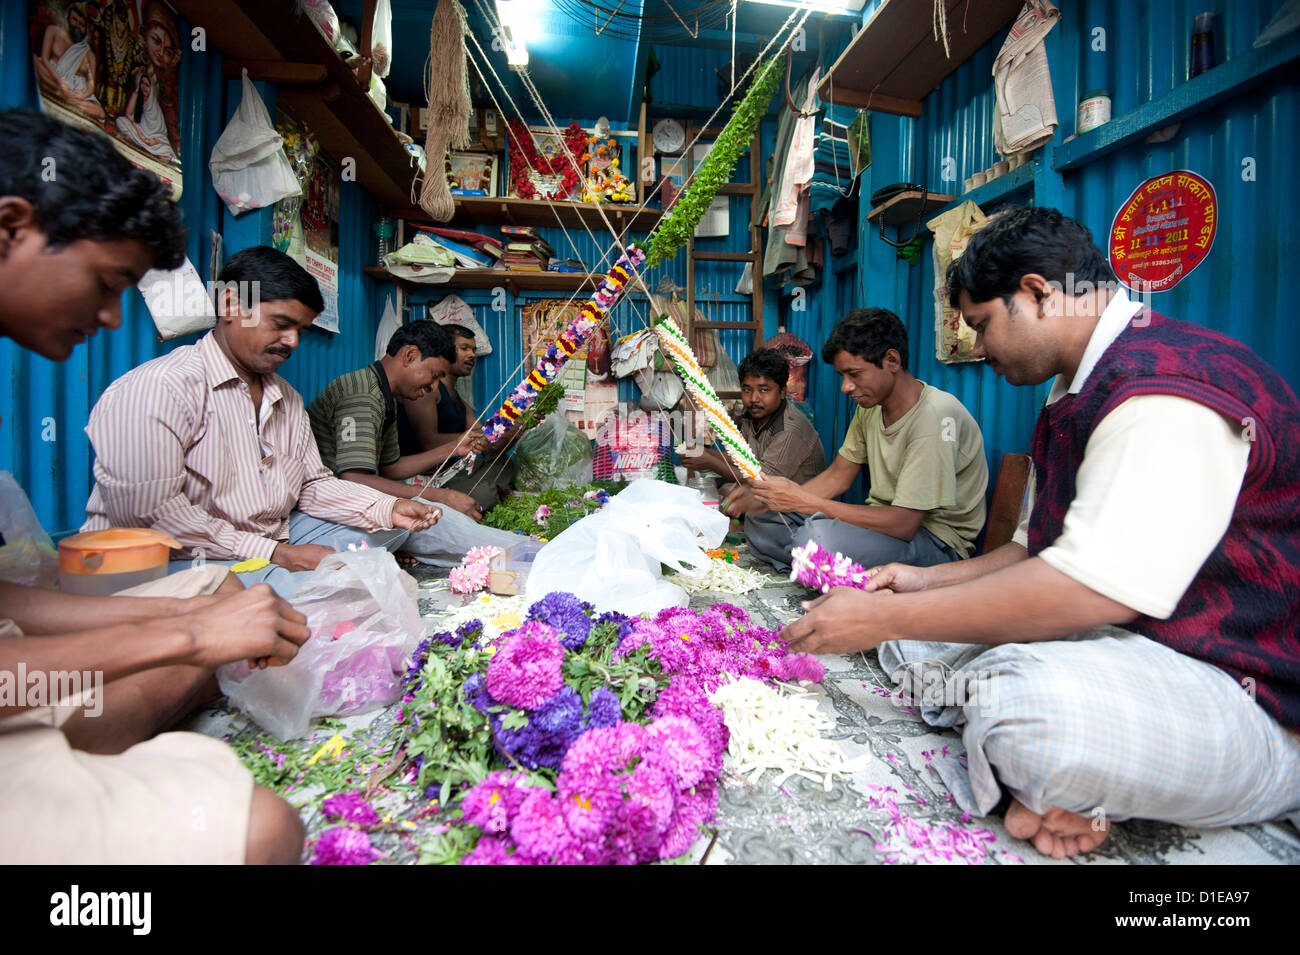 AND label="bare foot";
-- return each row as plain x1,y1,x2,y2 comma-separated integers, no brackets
1004,798,1110,860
